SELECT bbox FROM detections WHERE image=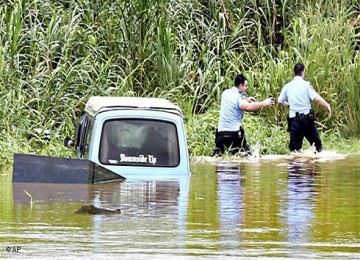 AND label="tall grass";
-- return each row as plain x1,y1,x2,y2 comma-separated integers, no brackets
0,0,359,164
